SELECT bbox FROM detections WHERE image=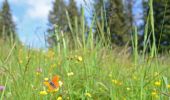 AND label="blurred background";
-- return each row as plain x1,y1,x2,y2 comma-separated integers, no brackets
0,0,169,52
